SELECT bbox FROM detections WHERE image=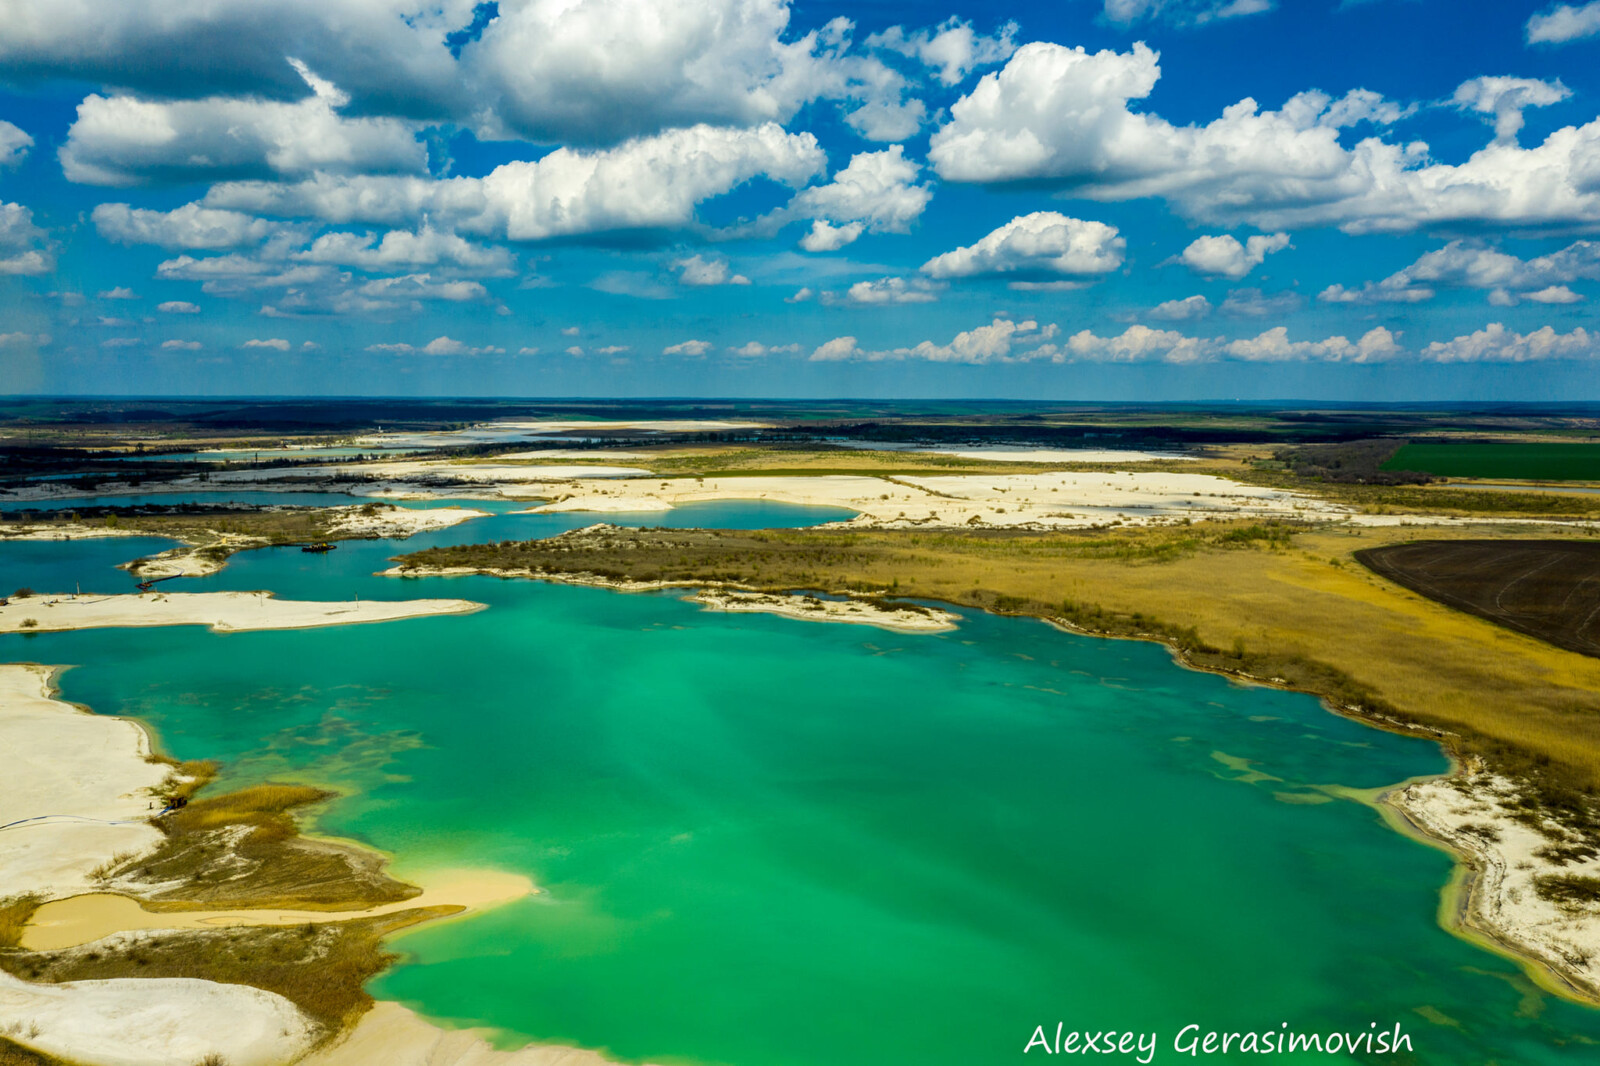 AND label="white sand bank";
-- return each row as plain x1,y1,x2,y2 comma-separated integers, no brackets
690,590,958,632
353,418,769,450
300,1001,664,1066
495,449,657,460
22,868,535,952
0,591,484,635
1387,771,1600,1001
0,969,317,1066
0,664,168,900
516,470,1340,528
326,503,490,537
831,443,1195,463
